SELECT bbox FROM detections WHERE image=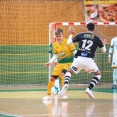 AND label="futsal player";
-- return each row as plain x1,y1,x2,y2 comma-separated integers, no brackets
108,36,117,89
43,28,76,100
60,22,107,99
